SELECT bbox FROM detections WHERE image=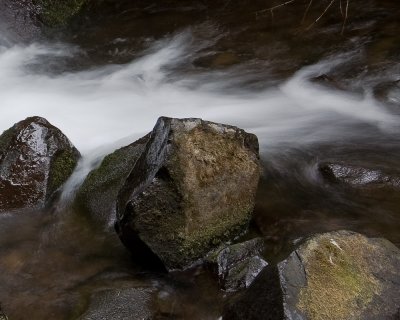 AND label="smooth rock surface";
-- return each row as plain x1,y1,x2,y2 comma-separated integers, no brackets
319,162,400,188
205,238,268,292
75,134,149,224
116,117,260,270
0,116,80,213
